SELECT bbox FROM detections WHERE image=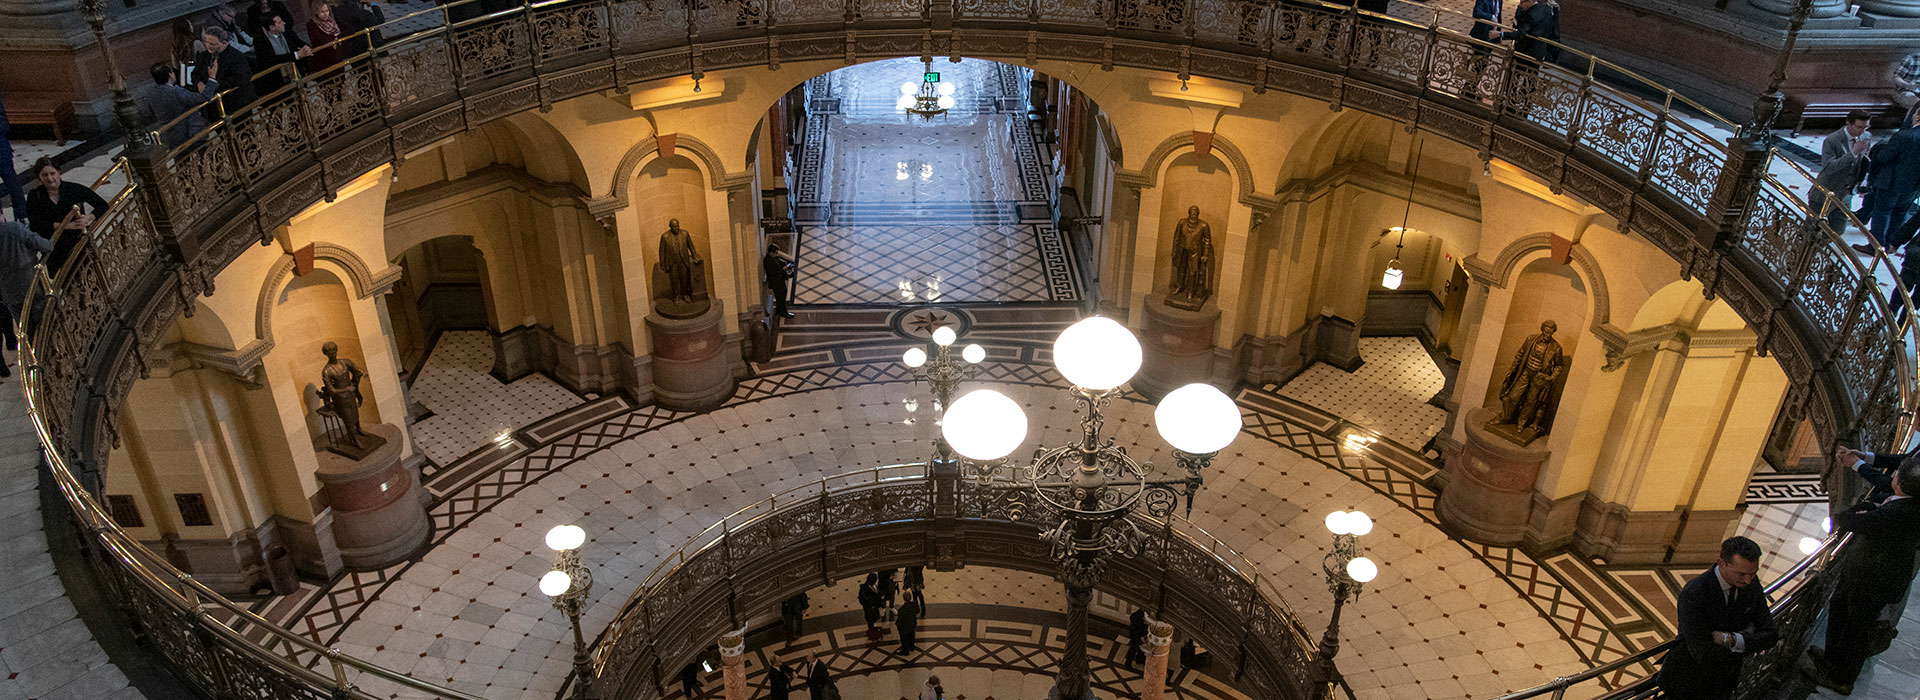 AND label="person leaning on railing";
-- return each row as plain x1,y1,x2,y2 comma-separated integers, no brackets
23,157,106,276
0,210,53,377
1836,445,1907,505
1657,536,1779,700
1802,458,1920,695
141,62,218,149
